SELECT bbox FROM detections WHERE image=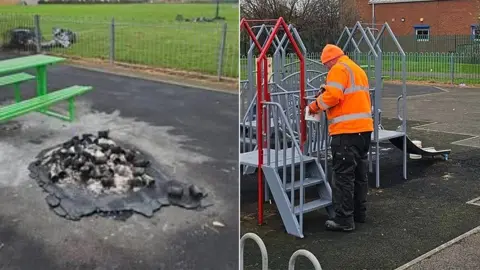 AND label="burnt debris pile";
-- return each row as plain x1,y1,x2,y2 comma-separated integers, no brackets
42,130,154,195
2,27,77,51
175,14,225,23
29,131,209,221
